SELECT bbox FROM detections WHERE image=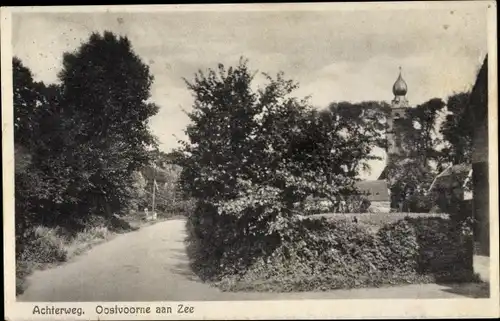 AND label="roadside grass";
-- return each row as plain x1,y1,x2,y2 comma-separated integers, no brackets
16,225,114,295
15,211,184,296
